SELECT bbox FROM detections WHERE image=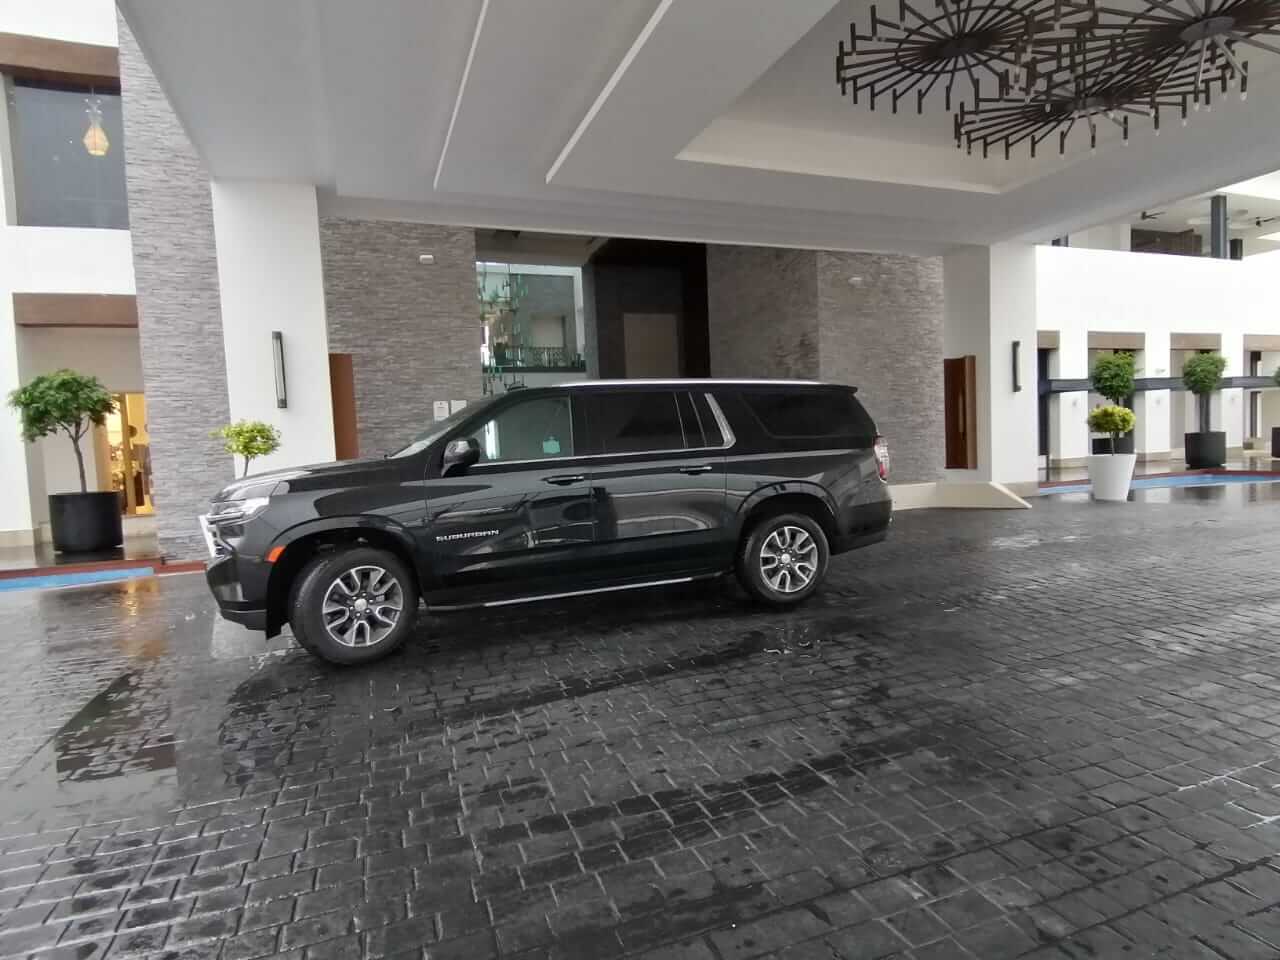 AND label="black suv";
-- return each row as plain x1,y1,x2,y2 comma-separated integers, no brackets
203,380,891,664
